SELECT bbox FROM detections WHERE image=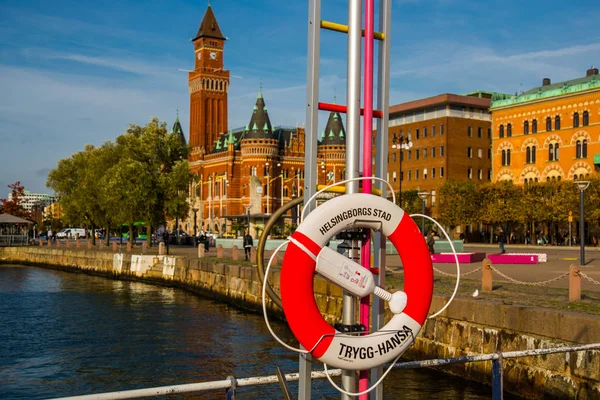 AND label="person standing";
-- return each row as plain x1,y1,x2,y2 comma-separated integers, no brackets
163,230,170,255
426,231,436,255
498,227,506,254
243,231,253,261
